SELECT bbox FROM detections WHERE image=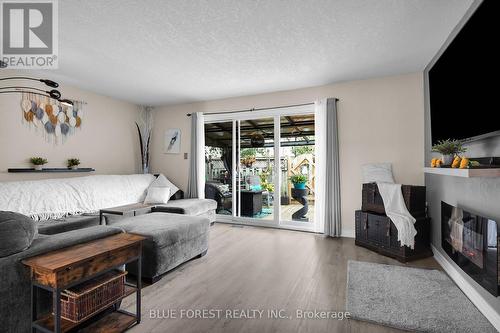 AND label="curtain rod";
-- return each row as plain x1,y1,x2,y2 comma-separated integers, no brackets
186,101,321,117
